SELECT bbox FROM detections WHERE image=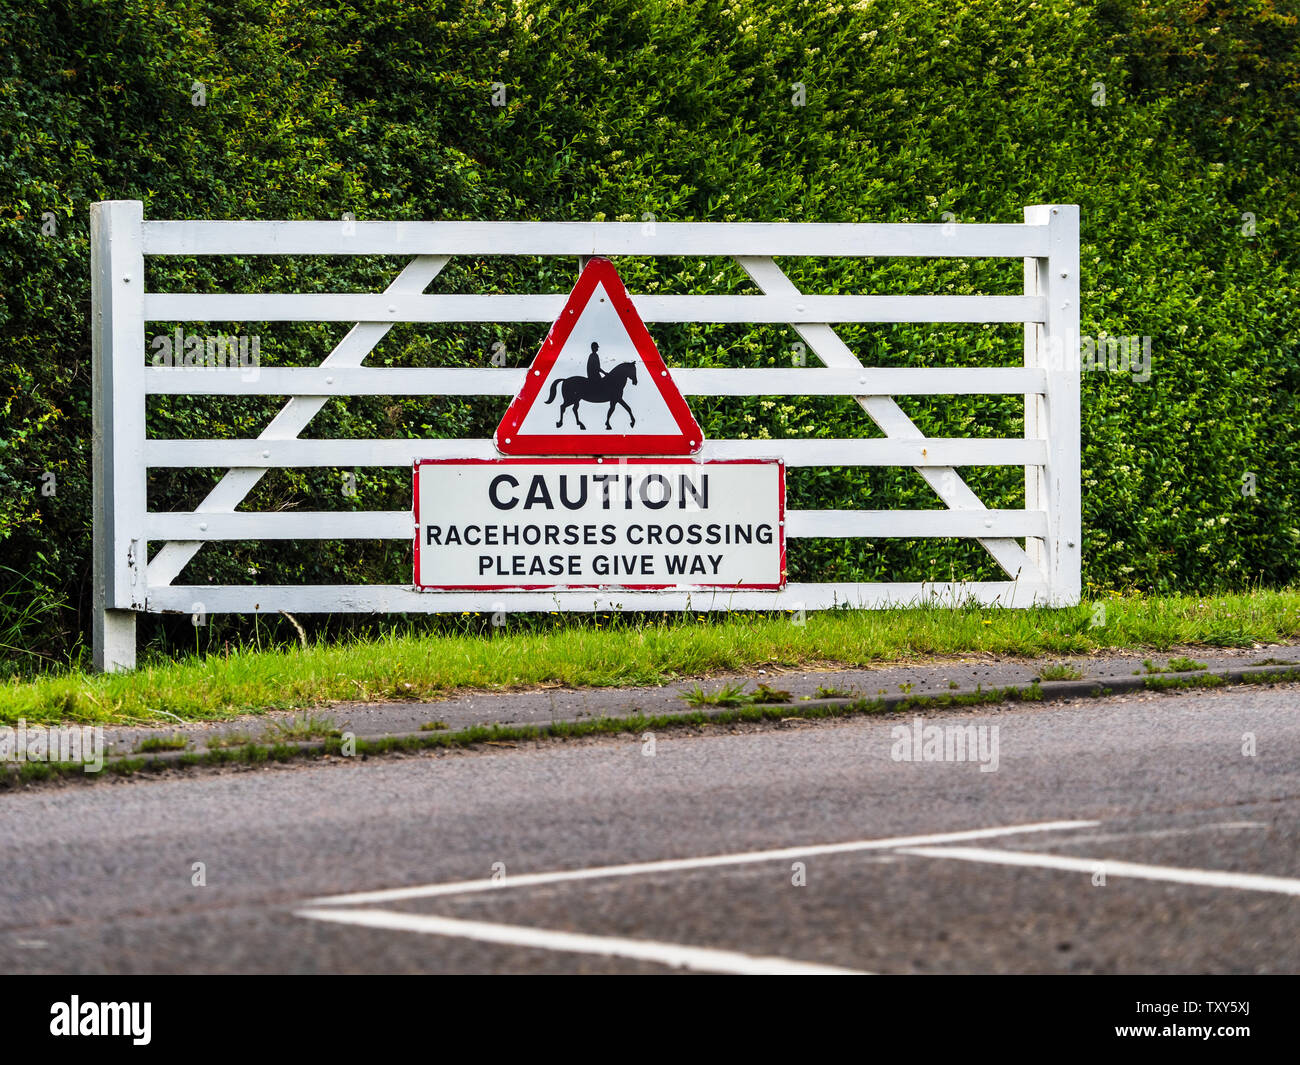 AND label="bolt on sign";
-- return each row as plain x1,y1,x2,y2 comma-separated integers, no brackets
415,258,786,592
